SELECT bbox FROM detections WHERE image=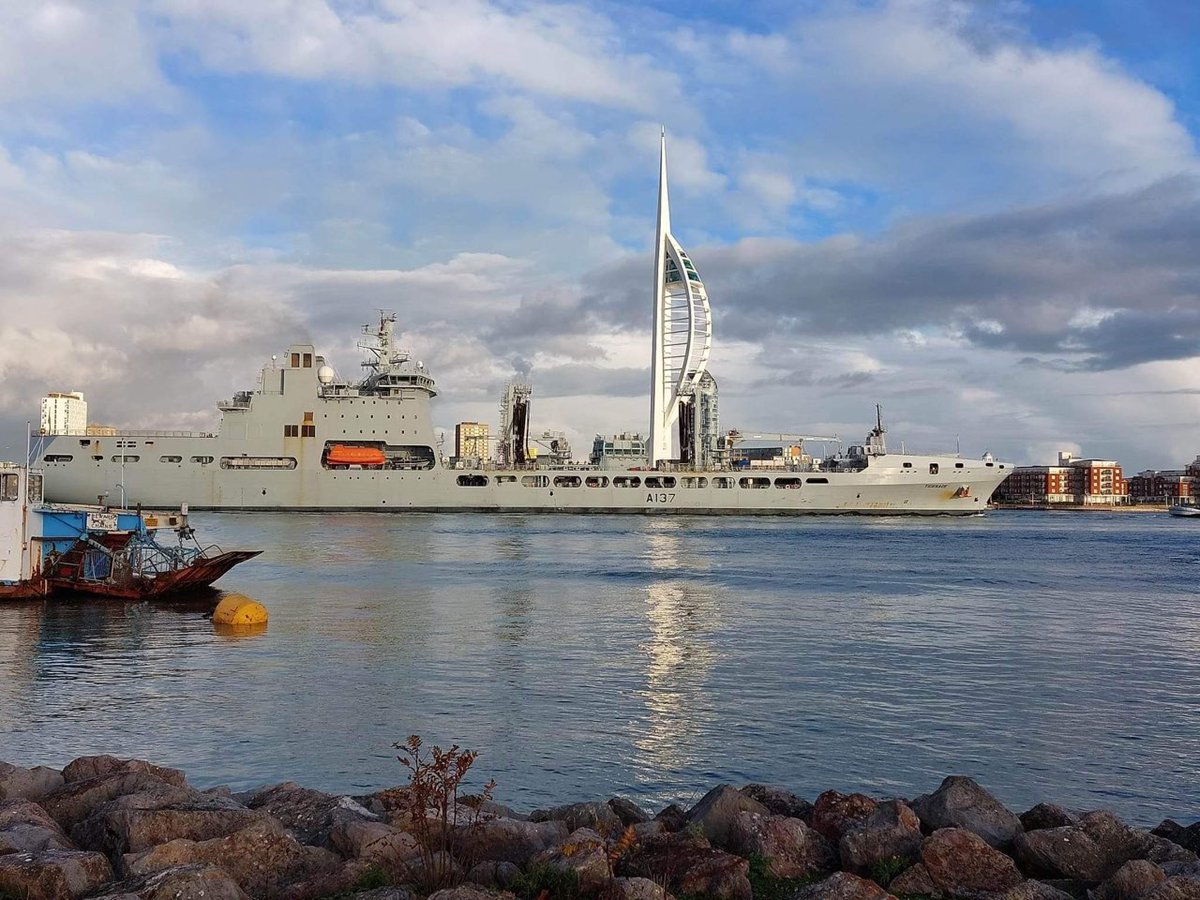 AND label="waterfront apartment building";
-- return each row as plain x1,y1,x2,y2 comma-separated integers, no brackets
1129,470,1195,503
39,391,87,436
454,422,489,462
995,451,1127,504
